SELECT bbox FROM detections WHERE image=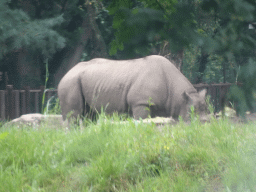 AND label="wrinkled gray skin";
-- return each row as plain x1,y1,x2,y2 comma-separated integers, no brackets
58,55,208,122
